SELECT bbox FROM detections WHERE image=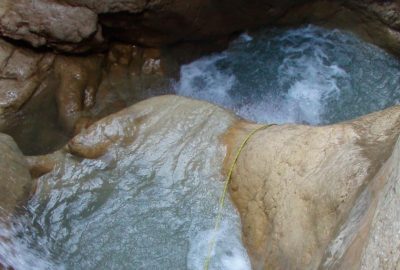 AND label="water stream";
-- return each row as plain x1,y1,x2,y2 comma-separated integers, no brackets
0,97,249,270
175,25,400,125
1,25,400,269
